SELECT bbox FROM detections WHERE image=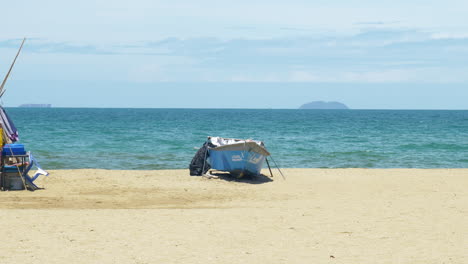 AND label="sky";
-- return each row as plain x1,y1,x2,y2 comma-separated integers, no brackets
0,0,467,109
